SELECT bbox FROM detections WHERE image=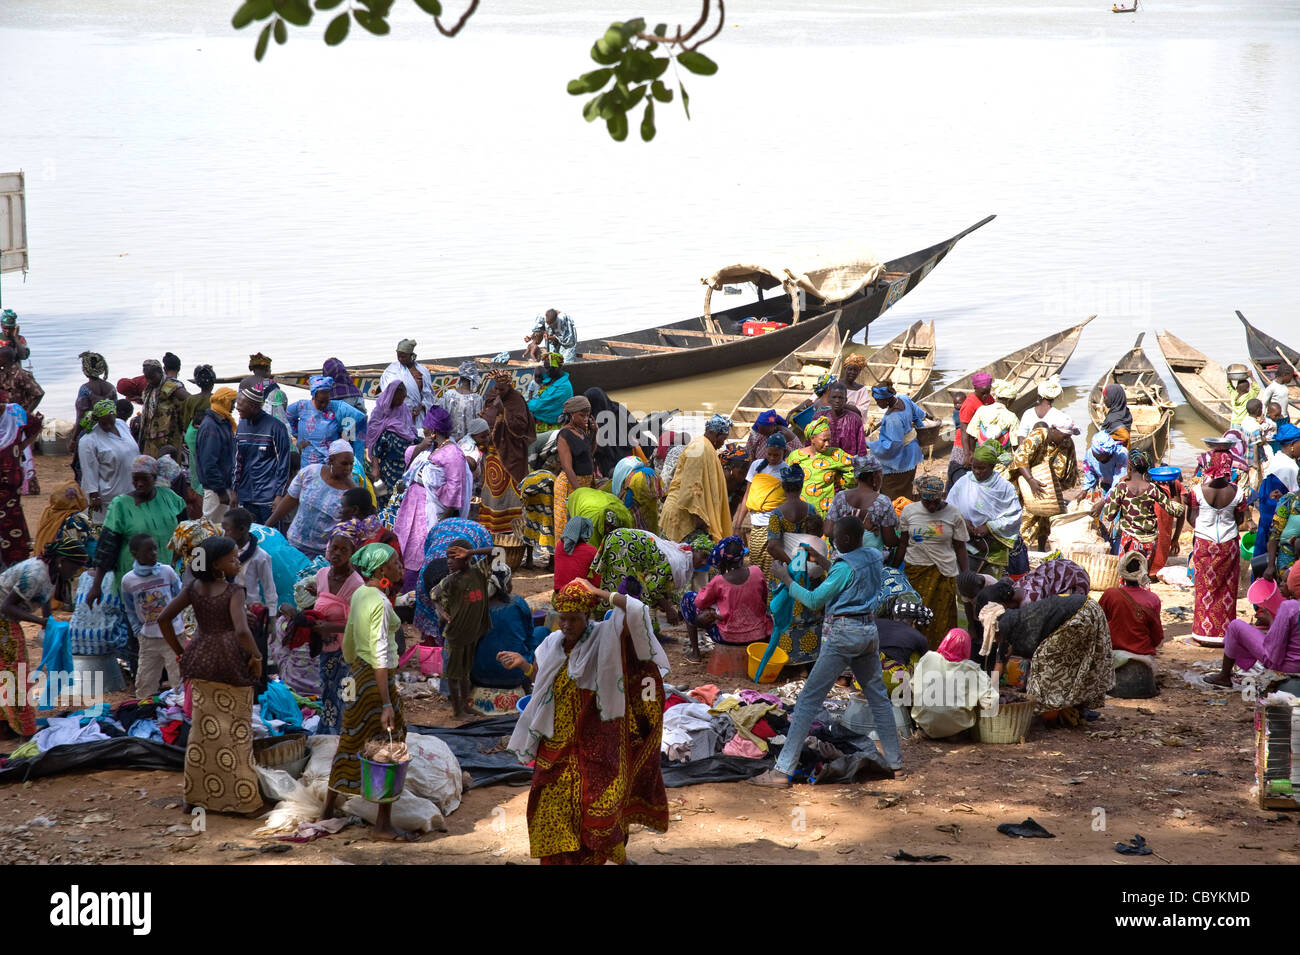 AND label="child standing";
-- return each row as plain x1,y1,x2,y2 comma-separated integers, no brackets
430,538,494,719
221,507,279,611
120,533,185,697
